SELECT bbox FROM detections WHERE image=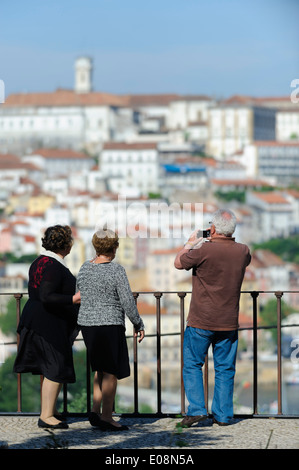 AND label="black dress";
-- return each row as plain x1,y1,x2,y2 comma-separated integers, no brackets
13,254,79,383
81,325,130,379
